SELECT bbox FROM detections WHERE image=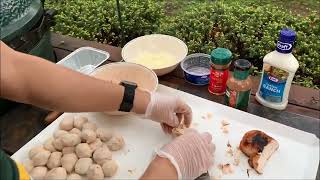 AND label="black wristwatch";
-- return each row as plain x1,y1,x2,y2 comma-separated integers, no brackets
119,81,138,112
